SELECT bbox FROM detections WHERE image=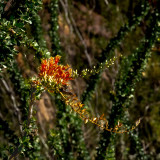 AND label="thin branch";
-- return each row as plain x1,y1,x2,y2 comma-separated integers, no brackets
1,78,23,134
60,0,92,66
